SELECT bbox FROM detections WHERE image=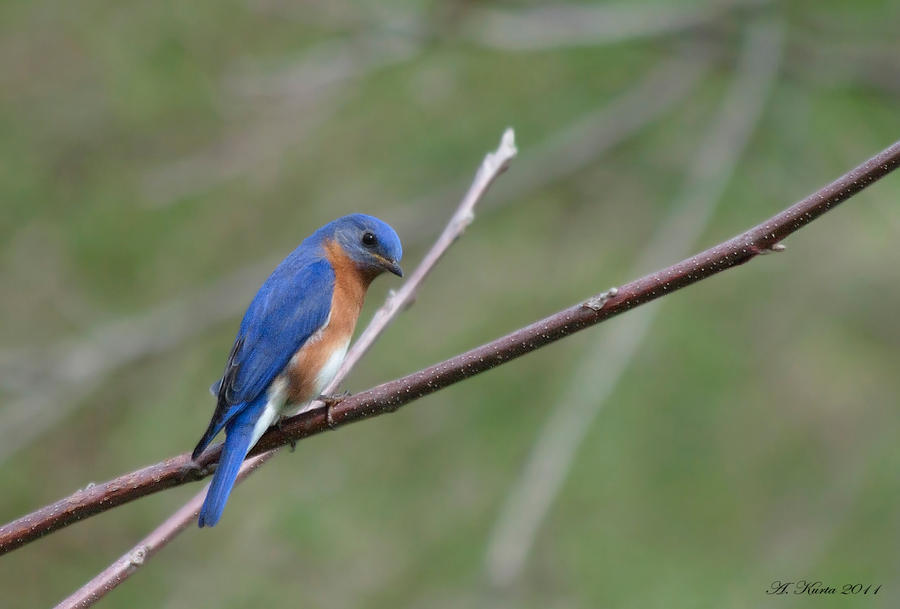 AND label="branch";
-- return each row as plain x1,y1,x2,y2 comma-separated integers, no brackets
484,16,785,586
51,130,518,609
4,138,899,560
